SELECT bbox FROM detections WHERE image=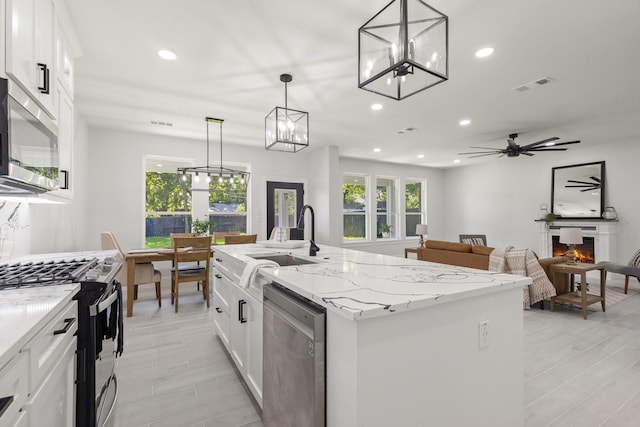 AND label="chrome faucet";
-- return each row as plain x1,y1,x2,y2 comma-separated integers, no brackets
297,204,320,256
